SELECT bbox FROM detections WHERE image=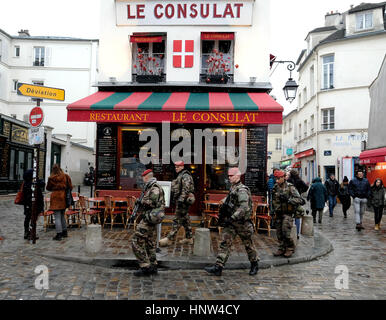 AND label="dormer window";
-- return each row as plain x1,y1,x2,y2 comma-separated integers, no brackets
356,11,373,30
